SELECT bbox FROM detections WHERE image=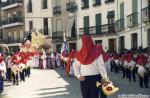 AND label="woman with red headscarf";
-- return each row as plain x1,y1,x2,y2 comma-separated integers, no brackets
73,36,108,98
